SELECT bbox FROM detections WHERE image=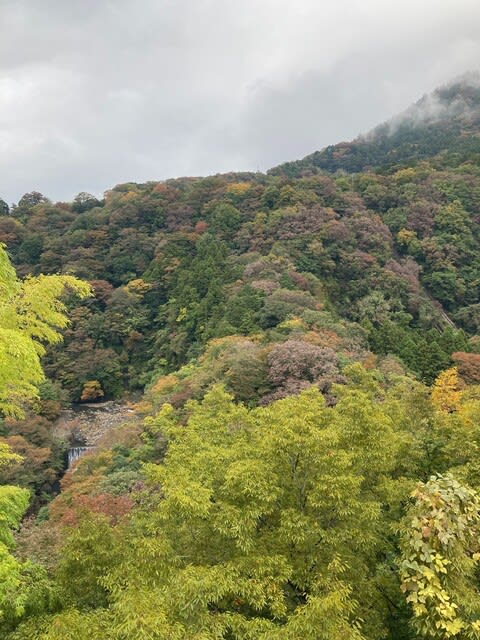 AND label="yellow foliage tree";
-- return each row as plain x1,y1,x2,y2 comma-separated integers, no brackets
431,367,463,413
0,243,91,417
396,228,417,249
